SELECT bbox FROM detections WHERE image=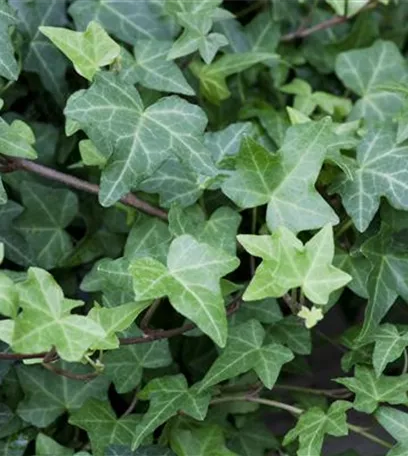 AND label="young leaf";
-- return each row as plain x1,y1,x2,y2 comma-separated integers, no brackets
222,119,339,233
0,0,19,81
36,434,74,456
335,40,408,121
103,328,172,394
15,182,78,269
65,73,216,206
119,42,194,95
190,52,278,104
40,21,120,81
283,401,351,456
132,374,211,450
0,118,37,159
238,225,351,304
332,122,408,232
337,366,408,413
12,268,105,361
370,324,408,377
0,273,18,318
17,363,109,427
198,319,293,391
169,423,237,456
69,399,140,456
130,235,239,347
